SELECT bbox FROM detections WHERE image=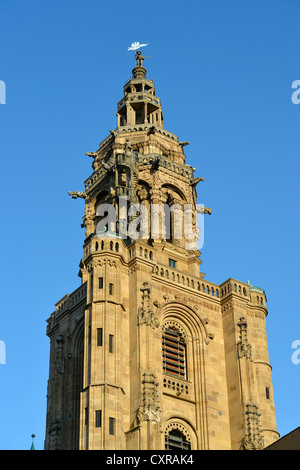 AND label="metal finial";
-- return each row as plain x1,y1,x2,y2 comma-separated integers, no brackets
30,434,36,450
